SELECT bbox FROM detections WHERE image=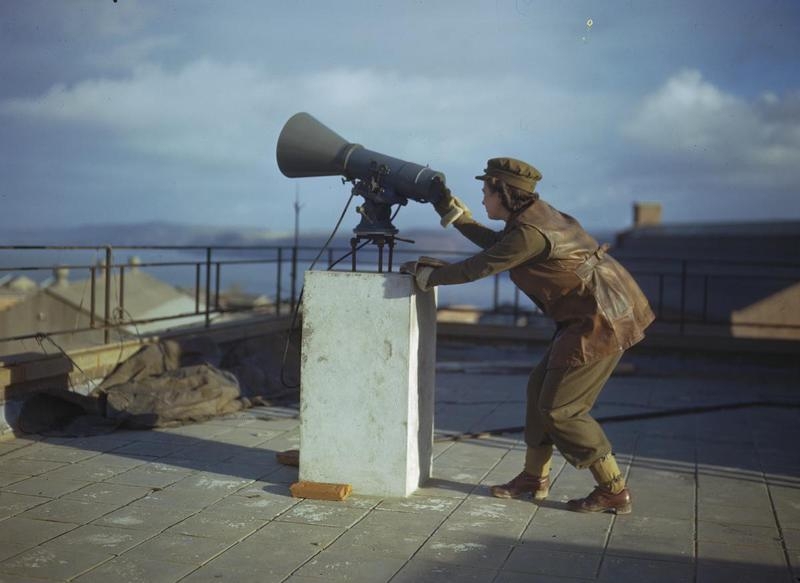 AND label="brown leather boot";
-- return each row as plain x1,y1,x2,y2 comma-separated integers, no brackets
567,486,632,514
490,471,549,500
